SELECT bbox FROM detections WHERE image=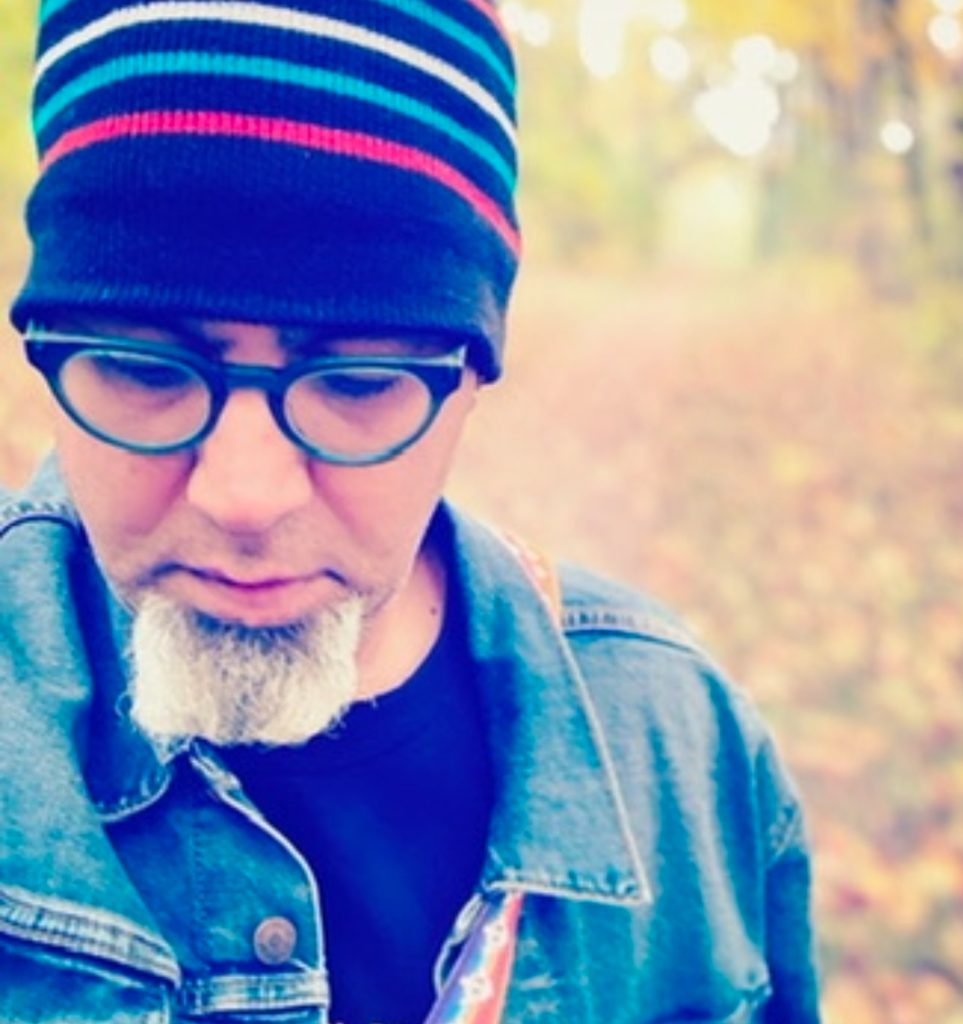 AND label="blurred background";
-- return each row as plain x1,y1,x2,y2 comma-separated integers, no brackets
2,1,962,1020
